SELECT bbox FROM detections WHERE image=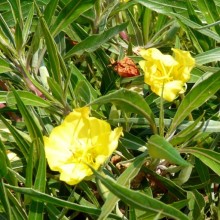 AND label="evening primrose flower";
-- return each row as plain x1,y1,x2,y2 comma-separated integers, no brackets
139,48,195,102
44,107,123,185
